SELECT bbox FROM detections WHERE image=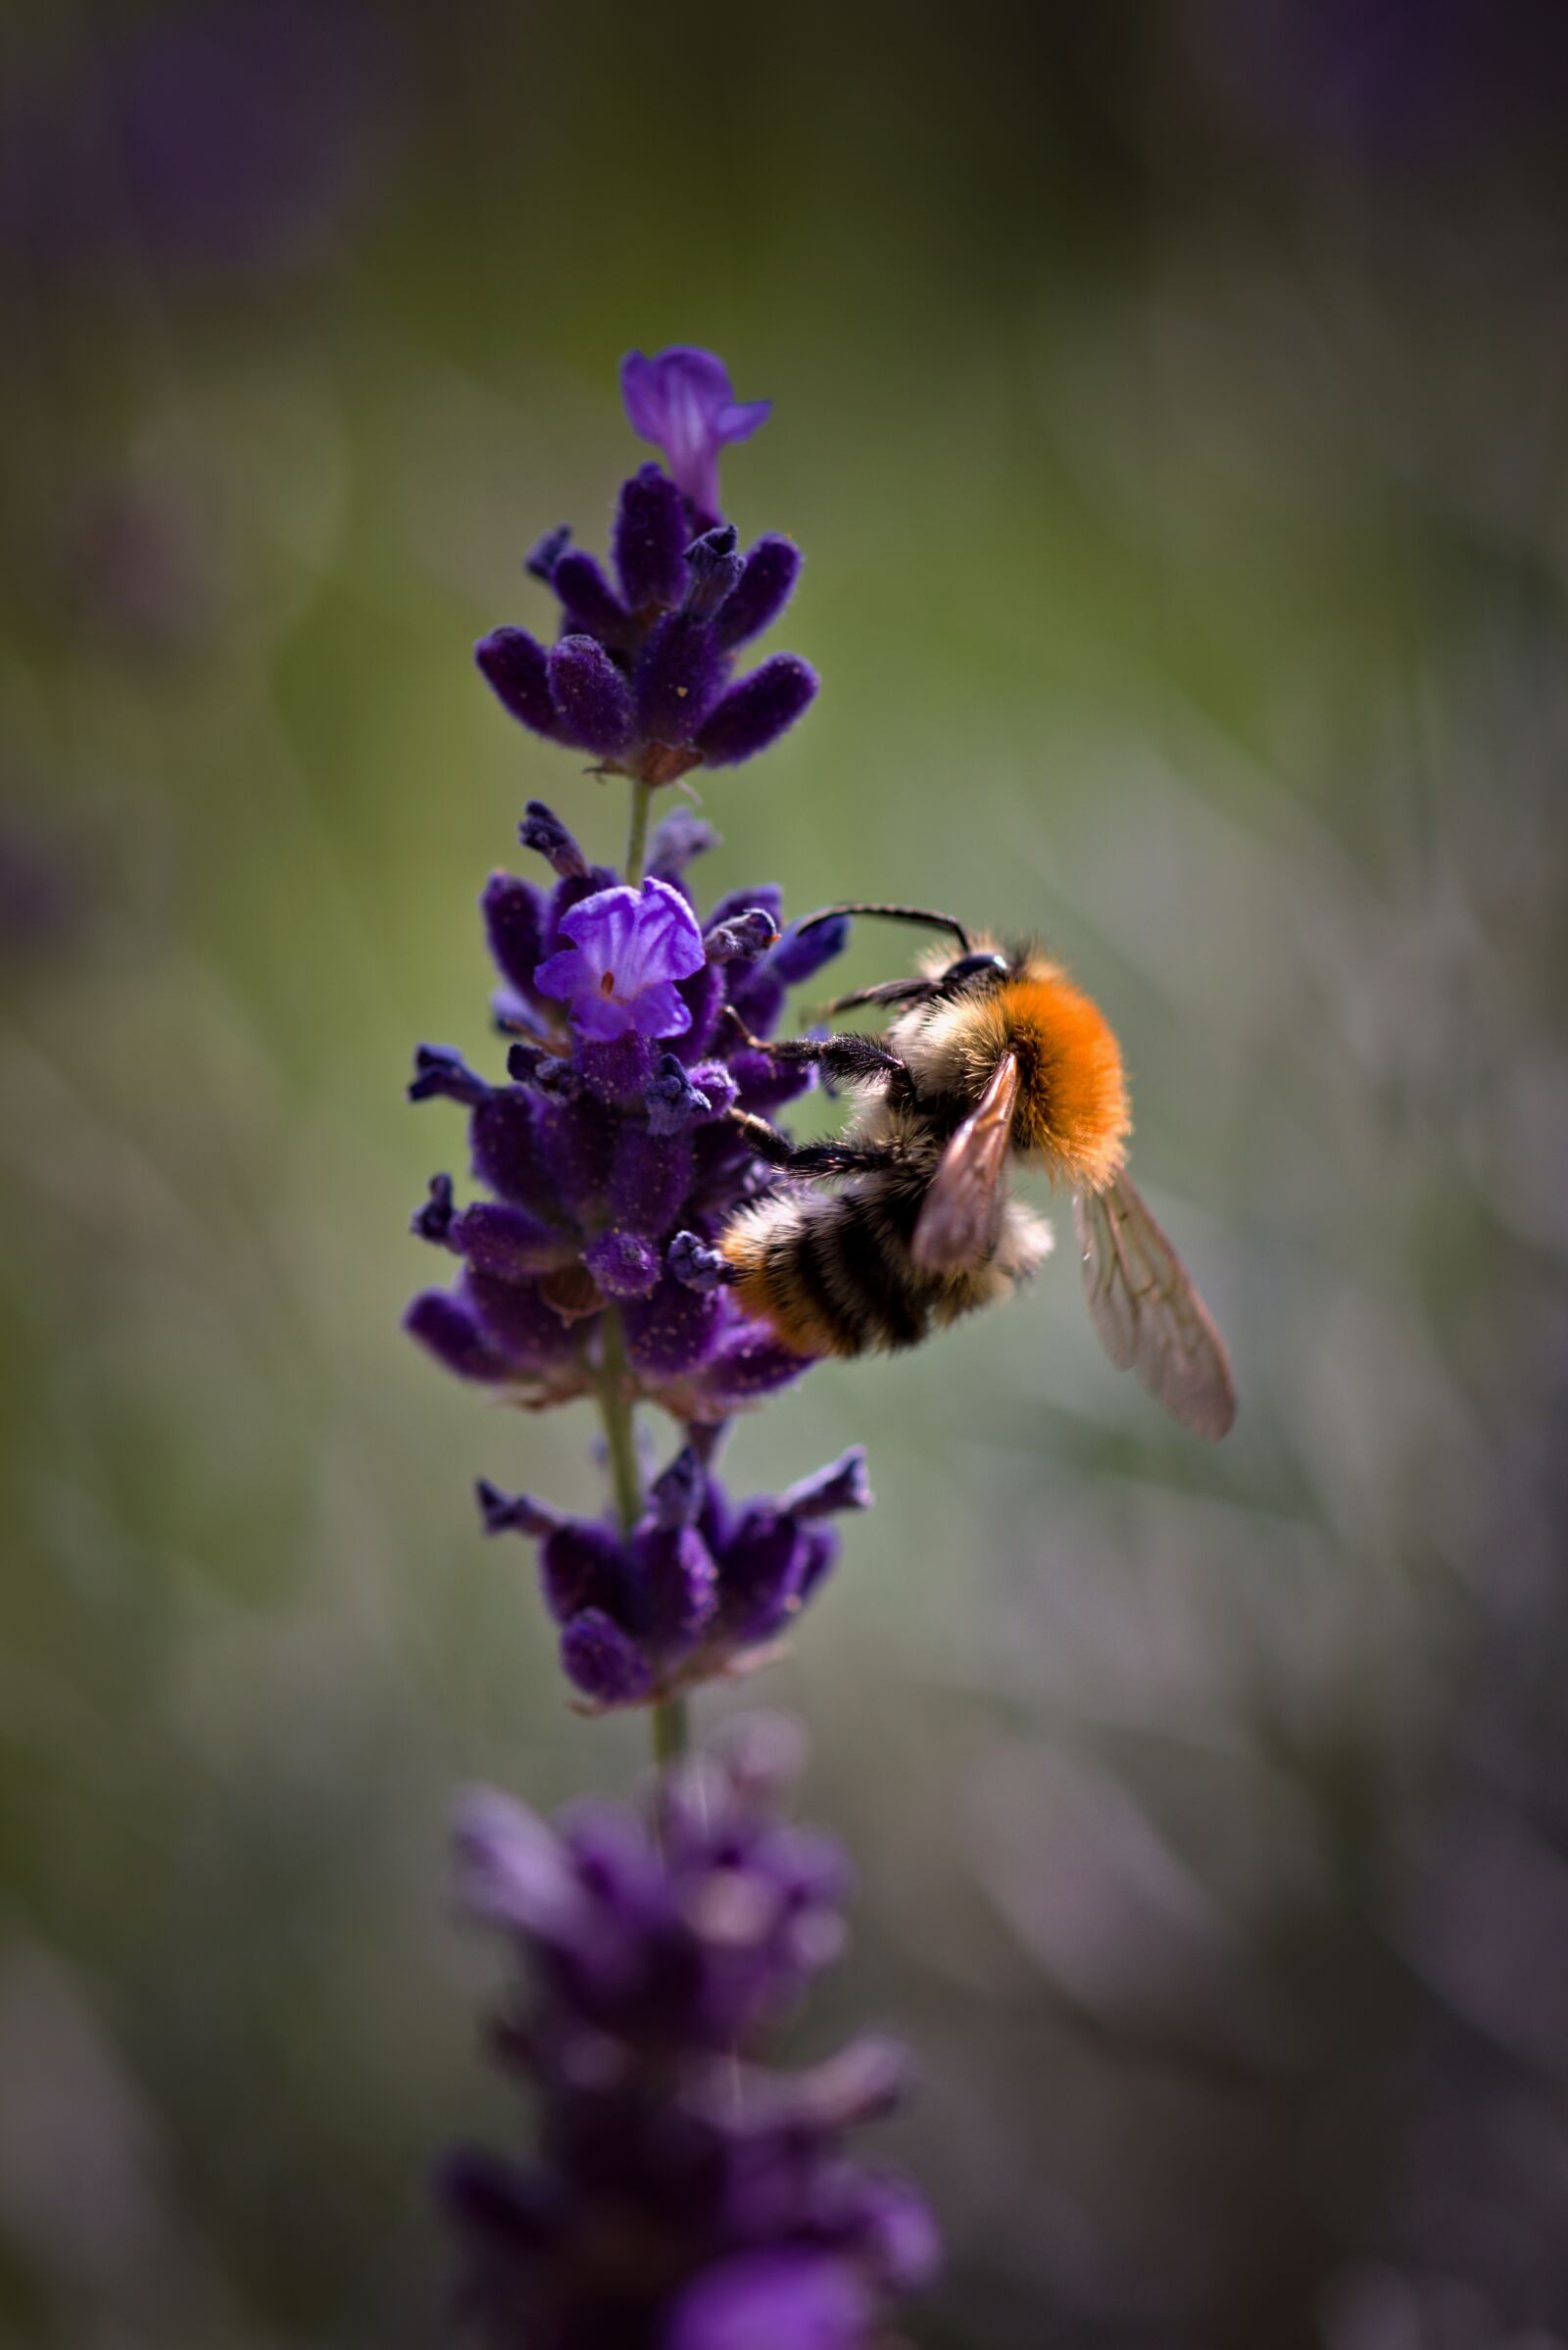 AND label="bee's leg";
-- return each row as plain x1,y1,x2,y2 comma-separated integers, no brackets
724,1106,900,1178
722,1007,914,1100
